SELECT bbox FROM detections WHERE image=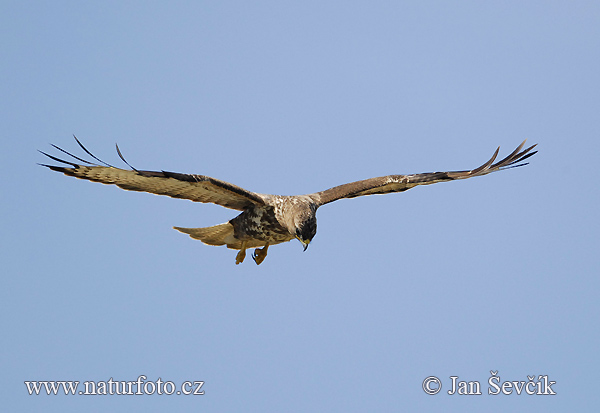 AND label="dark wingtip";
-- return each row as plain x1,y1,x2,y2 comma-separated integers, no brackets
38,163,69,173
471,146,500,175
38,150,80,168
115,143,140,172
73,135,115,168
49,143,96,165
519,150,538,162
504,147,538,168
491,140,527,169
